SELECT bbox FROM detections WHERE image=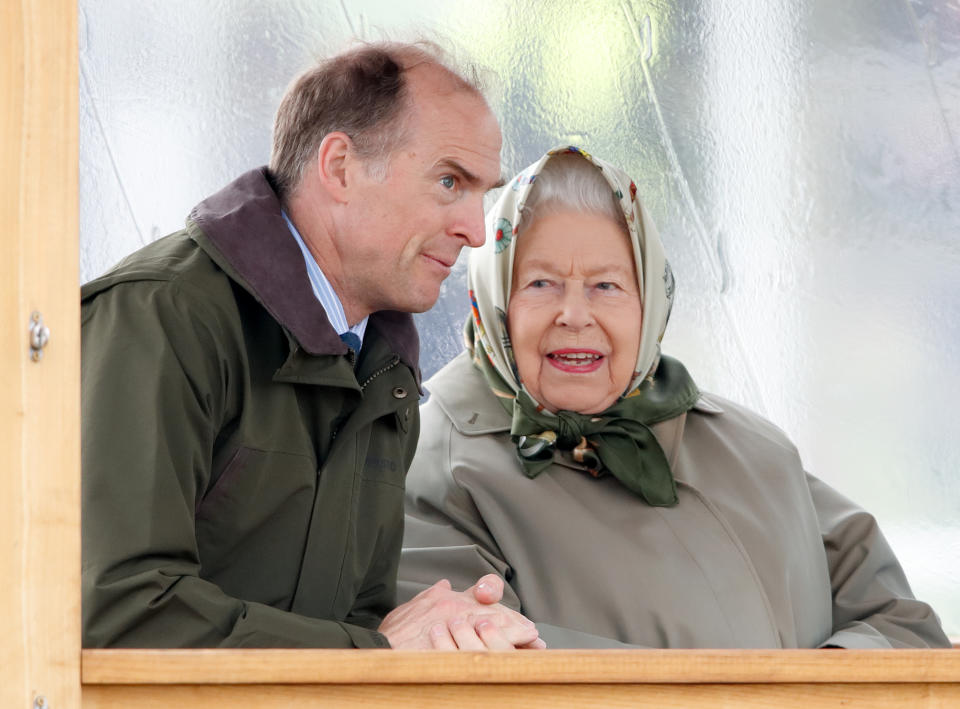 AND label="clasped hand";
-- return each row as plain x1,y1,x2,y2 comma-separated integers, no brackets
378,574,546,650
